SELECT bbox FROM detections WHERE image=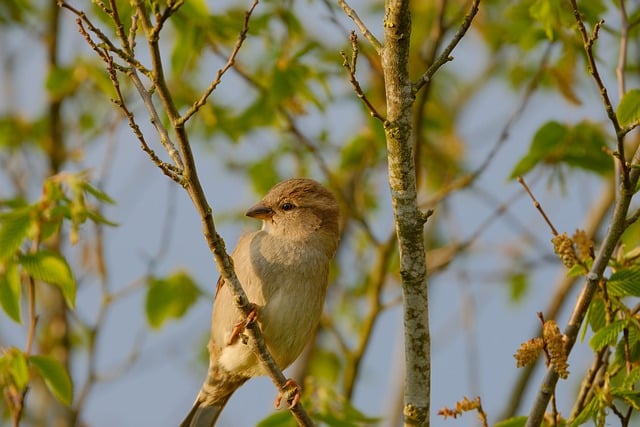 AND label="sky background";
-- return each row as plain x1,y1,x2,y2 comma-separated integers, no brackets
0,1,624,426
